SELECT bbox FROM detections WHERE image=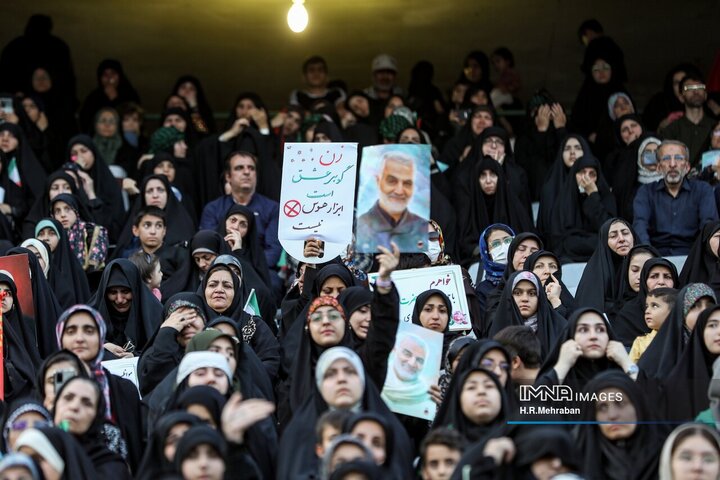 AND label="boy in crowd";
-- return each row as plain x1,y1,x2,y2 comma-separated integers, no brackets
494,325,542,385
420,428,466,480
